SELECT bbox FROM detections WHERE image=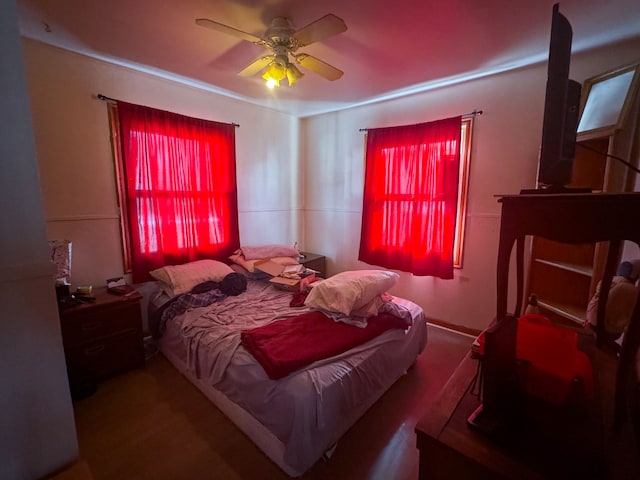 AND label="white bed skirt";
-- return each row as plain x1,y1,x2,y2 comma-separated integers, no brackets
159,345,299,475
